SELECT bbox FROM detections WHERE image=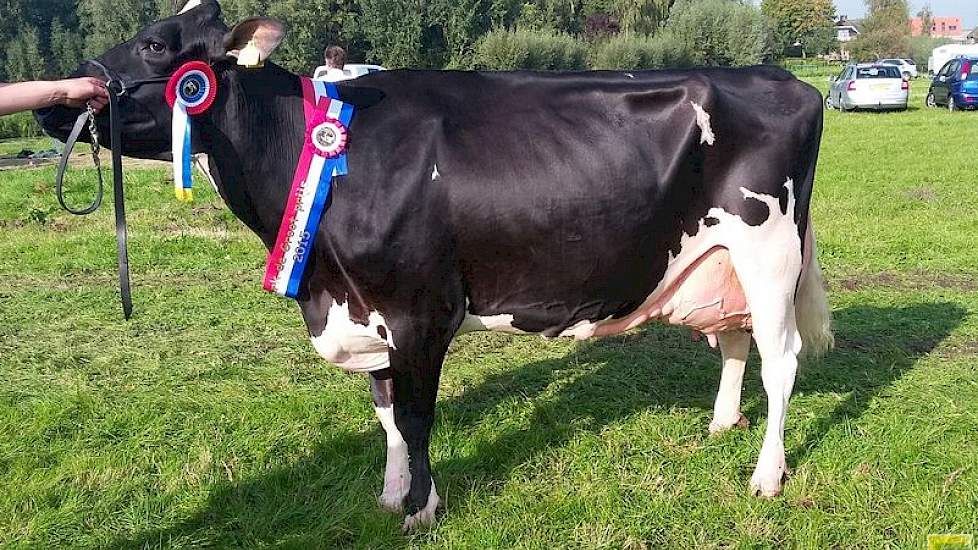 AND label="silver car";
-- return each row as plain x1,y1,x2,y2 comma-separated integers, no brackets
880,58,918,79
826,64,909,111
